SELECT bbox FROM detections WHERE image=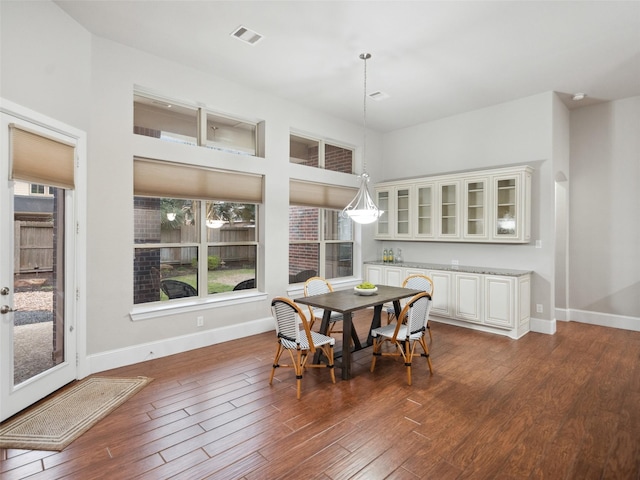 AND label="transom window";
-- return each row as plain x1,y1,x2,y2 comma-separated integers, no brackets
133,93,263,157
289,133,353,173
